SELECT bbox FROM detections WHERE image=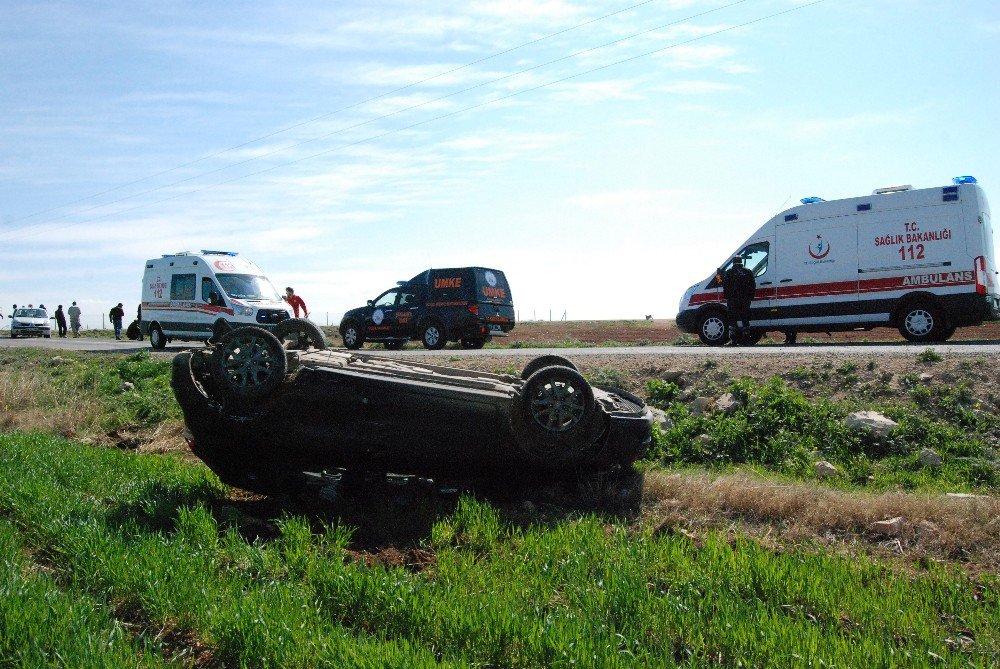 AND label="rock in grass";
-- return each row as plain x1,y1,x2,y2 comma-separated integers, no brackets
845,411,898,436
918,448,942,469
713,392,741,415
662,370,685,385
689,397,714,416
815,460,838,478
119,381,135,392
919,373,934,383
871,516,905,536
649,407,673,431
